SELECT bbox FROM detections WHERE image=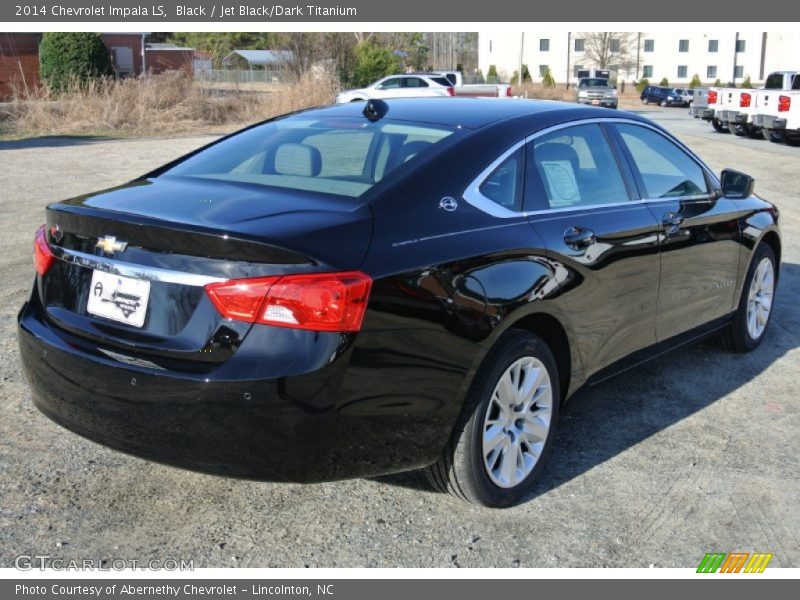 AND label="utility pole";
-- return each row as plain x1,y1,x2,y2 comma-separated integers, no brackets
518,32,524,87
566,32,571,88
